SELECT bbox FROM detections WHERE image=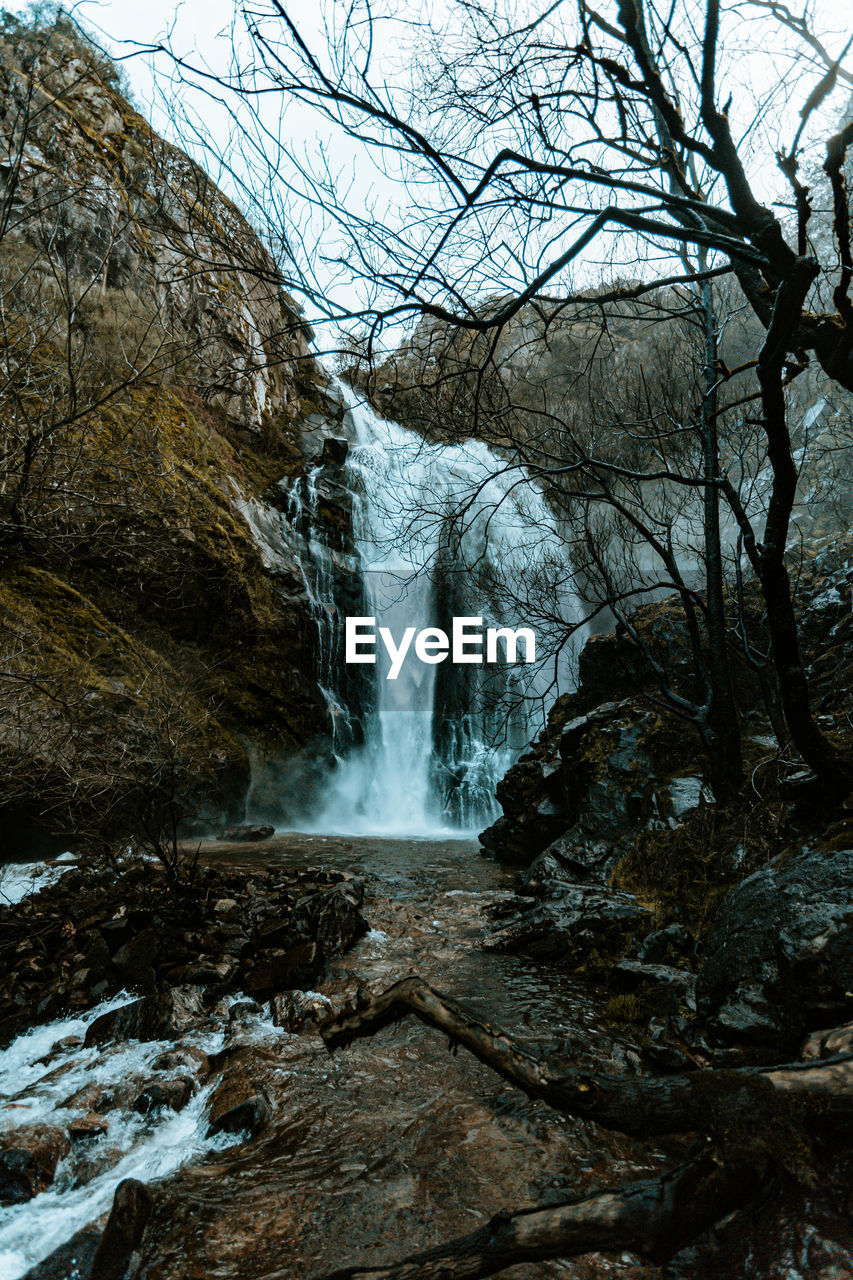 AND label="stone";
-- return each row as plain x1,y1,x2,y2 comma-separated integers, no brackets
611,960,696,1014
219,824,276,842
242,942,319,998
636,923,695,964
520,835,612,893
67,1114,109,1142
229,999,263,1022
0,1125,71,1204
151,1045,210,1076
321,436,349,466
697,843,853,1049
133,1076,194,1115
666,776,711,822
84,986,205,1048
800,1020,853,1060
270,990,330,1034
488,883,651,963
213,898,239,914
110,927,165,972
206,1061,272,1139
90,1178,153,1280
291,882,368,960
